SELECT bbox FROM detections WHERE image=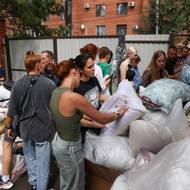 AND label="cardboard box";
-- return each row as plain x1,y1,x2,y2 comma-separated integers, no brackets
85,159,124,190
